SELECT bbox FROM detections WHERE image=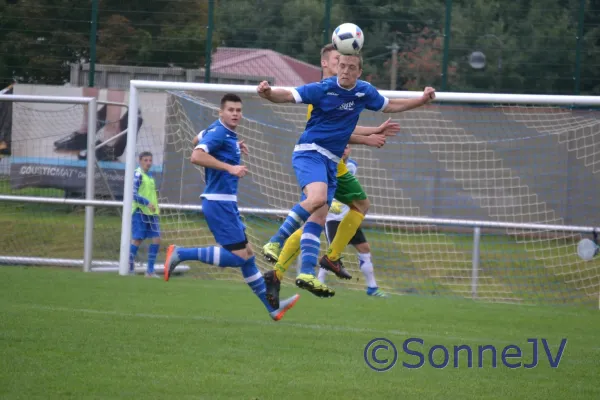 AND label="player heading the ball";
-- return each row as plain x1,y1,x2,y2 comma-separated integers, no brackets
256,53,436,298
